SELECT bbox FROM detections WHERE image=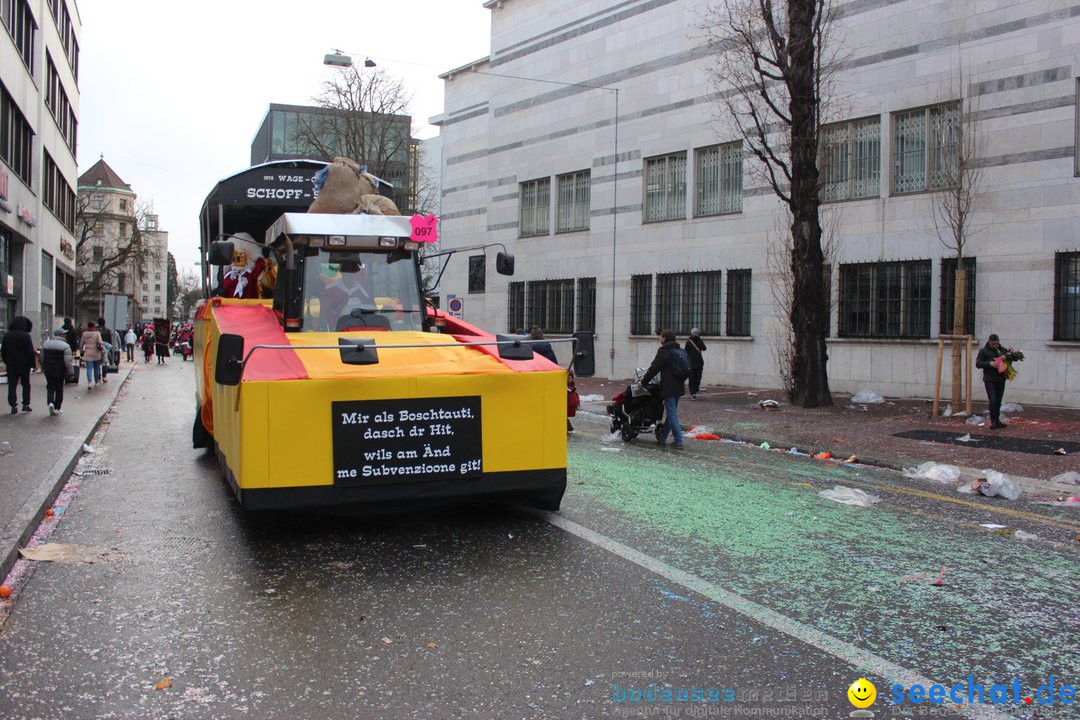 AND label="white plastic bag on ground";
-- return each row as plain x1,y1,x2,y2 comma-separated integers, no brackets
965,415,986,426
999,402,1023,413
1013,530,1038,541
979,470,1021,500
851,389,885,404
818,486,881,507
903,461,962,484
1050,471,1080,485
